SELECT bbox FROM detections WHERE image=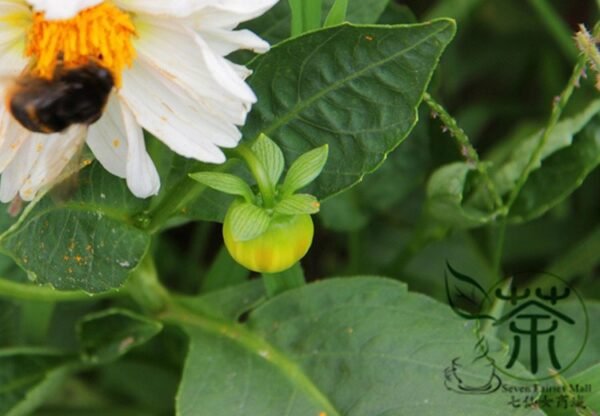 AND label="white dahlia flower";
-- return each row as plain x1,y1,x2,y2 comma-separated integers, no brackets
0,0,276,202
